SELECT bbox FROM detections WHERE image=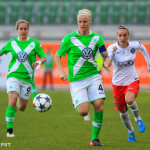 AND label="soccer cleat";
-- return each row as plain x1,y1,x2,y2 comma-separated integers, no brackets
84,114,90,121
7,128,15,137
128,131,136,142
136,119,145,133
90,139,104,146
